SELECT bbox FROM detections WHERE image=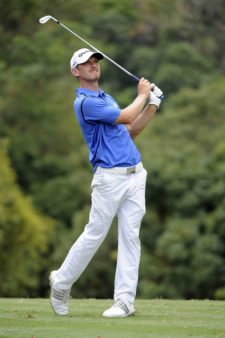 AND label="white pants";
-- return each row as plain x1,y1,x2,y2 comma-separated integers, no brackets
54,166,147,303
